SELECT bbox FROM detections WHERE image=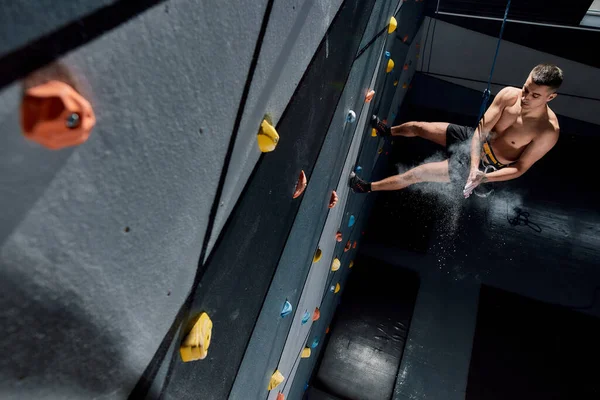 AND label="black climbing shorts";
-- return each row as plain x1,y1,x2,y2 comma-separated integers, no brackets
446,124,473,185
